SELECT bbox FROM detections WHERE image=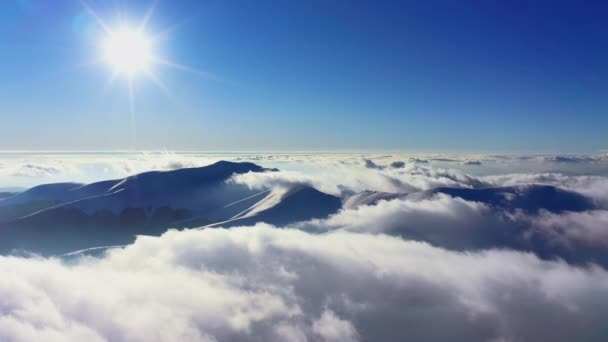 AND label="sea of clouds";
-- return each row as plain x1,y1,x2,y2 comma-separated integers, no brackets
3,226,608,341
2,152,608,341
2,151,608,189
